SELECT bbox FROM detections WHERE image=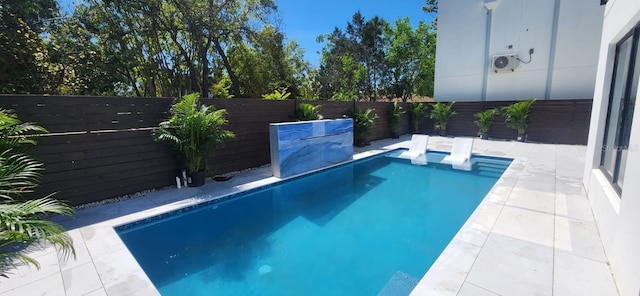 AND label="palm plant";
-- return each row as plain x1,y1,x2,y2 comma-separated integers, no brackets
351,108,378,147
0,109,74,278
388,101,405,138
0,109,47,152
474,108,500,139
0,196,75,277
410,103,427,132
153,93,235,186
297,103,323,121
503,98,536,141
430,101,456,135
